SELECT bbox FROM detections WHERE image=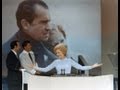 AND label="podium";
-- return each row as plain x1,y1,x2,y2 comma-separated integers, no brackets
21,69,113,90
